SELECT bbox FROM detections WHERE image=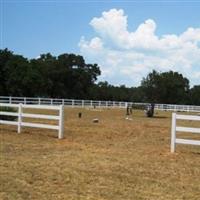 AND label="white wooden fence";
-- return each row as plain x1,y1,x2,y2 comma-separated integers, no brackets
0,96,200,112
0,103,64,139
171,113,200,152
